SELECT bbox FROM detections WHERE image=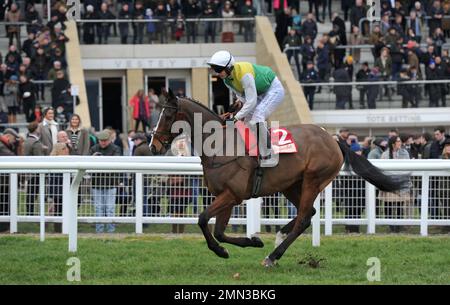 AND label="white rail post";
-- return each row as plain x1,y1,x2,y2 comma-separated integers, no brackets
312,194,321,247
420,173,429,236
366,182,376,234
246,197,261,238
39,173,45,242
10,173,18,233
135,173,143,234
324,183,332,236
62,173,71,234
68,170,85,253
